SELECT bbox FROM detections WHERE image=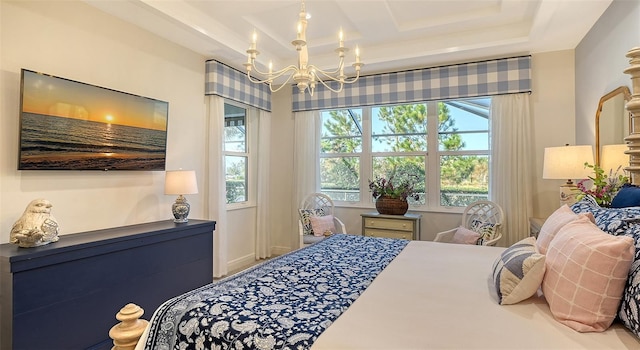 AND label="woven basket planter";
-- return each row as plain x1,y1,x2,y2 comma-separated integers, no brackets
375,196,409,215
